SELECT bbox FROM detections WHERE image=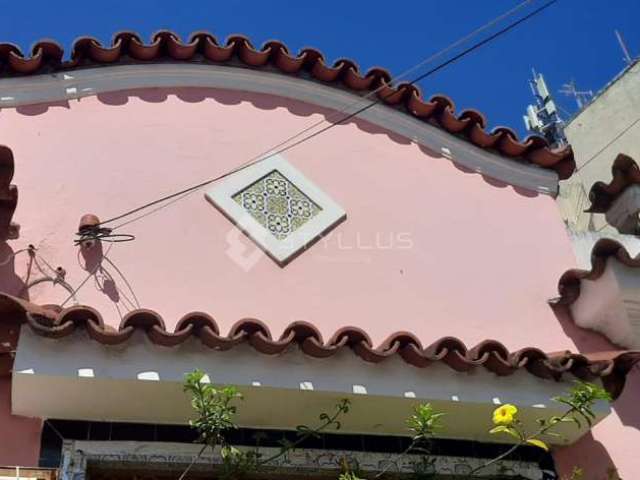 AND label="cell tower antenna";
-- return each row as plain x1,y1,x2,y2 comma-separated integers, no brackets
559,80,593,110
522,69,566,147
615,29,634,65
